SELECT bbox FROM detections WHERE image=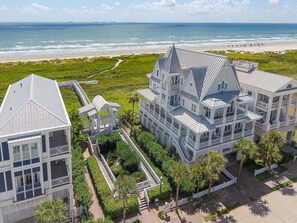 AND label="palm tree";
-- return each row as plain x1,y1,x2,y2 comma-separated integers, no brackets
114,175,138,223
128,94,139,134
34,198,68,223
190,162,205,194
232,138,258,181
200,151,227,196
259,130,285,173
169,161,190,216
